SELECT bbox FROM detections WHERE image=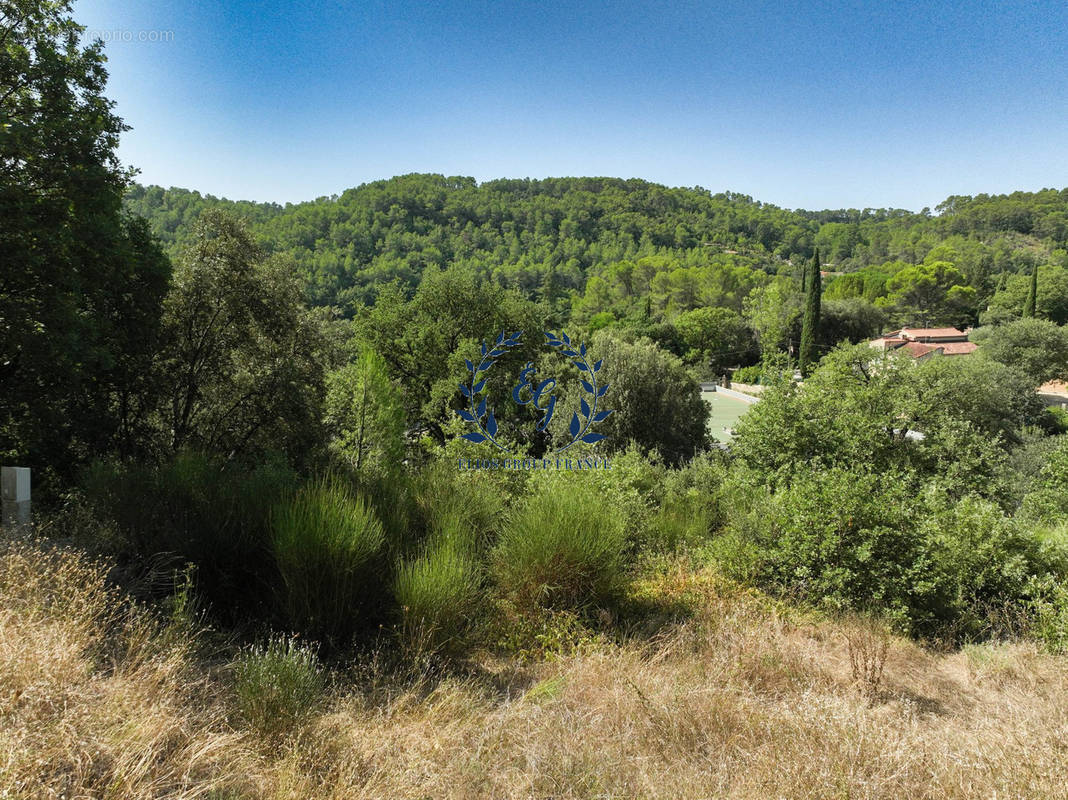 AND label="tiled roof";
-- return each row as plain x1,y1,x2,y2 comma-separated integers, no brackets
937,341,978,355
898,327,967,339
901,342,941,358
